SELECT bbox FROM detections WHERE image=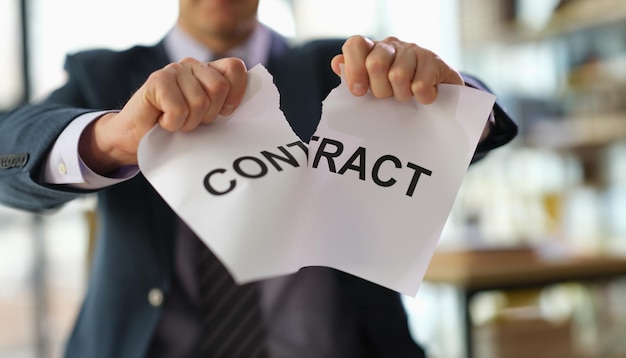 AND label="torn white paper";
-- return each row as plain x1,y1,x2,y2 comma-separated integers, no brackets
138,64,495,296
